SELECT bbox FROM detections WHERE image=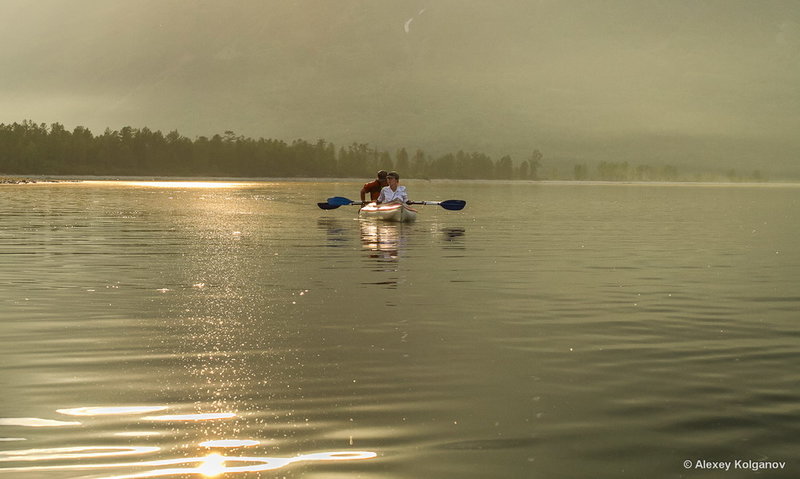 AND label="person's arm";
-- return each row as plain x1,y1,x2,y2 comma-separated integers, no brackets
376,187,386,204
359,183,369,202
399,186,409,204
